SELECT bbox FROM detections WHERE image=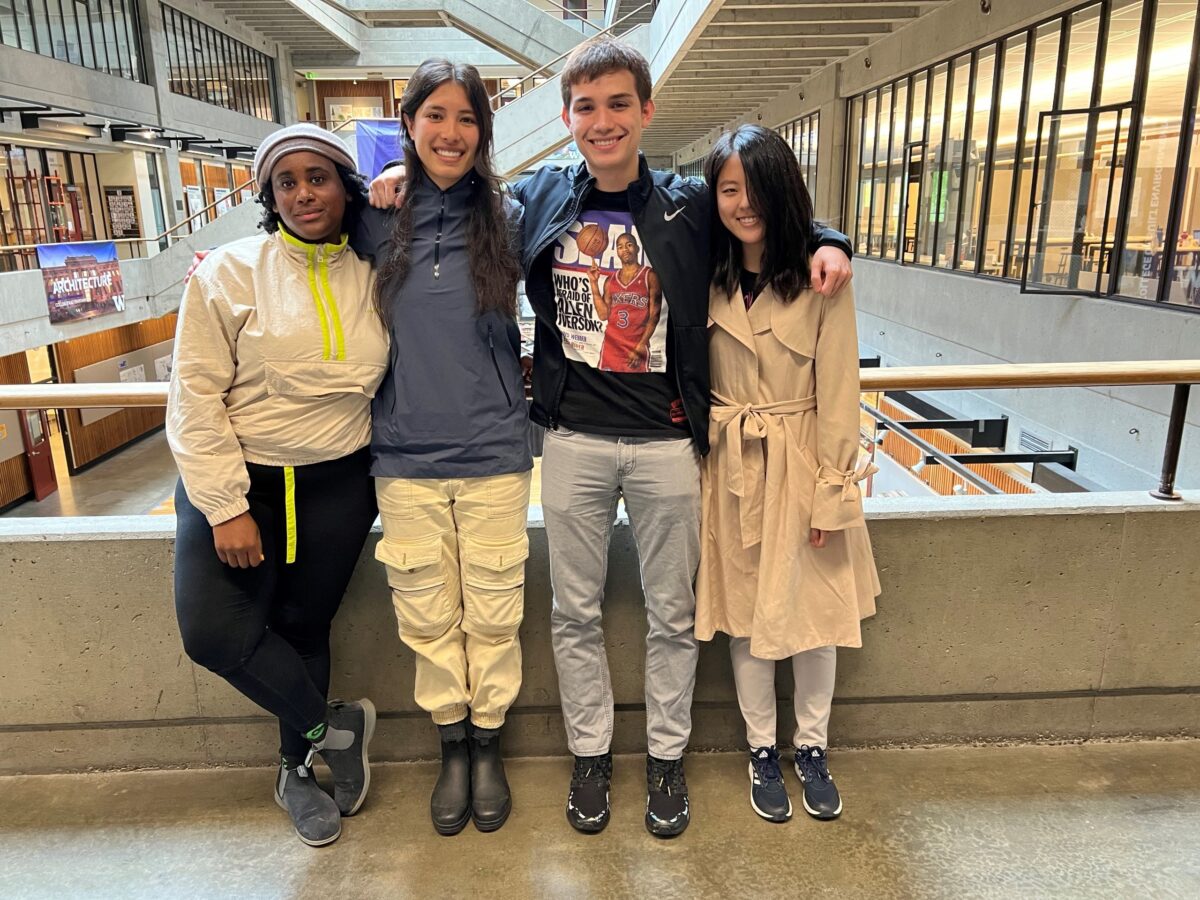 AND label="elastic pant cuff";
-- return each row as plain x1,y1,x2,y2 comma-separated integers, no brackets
432,704,470,726
469,713,505,732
